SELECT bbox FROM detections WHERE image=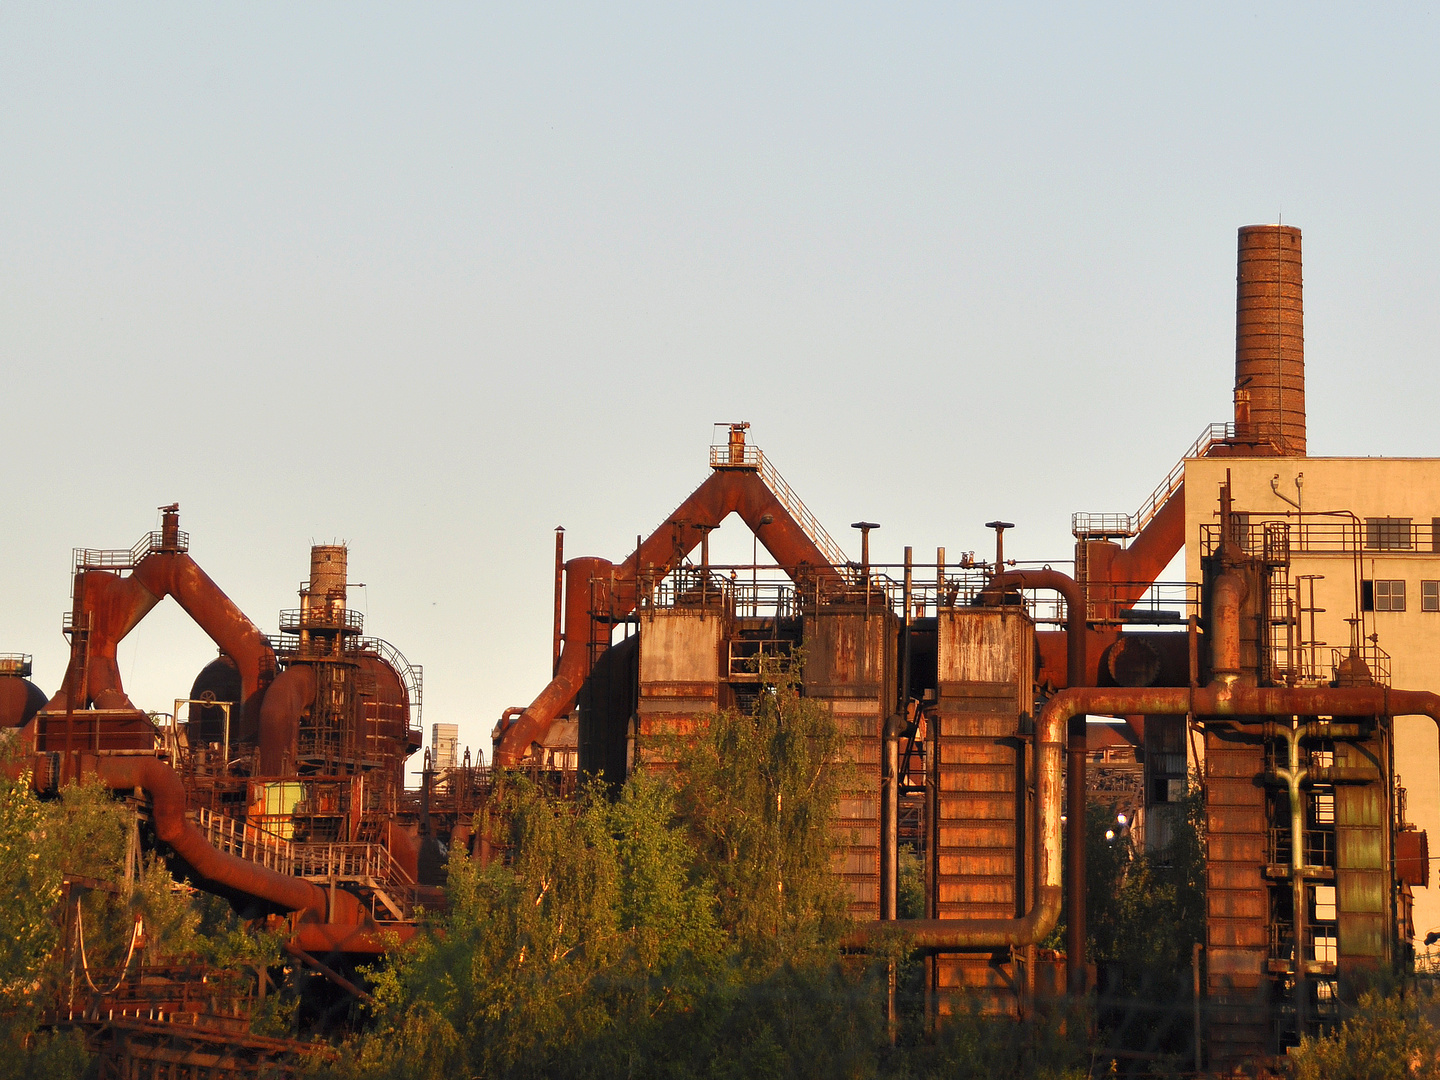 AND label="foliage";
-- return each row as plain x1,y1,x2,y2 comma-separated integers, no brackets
897,845,926,921
910,998,1090,1080
335,774,726,1080
1290,986,1440,1080
1088,782,1206,984
0,768,286,1078
666,667,854,966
